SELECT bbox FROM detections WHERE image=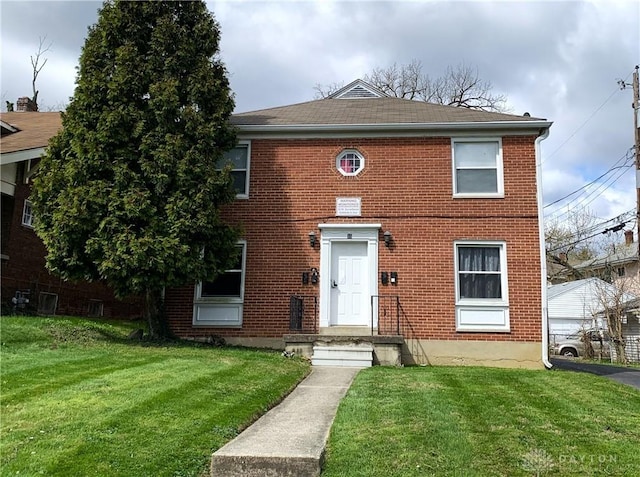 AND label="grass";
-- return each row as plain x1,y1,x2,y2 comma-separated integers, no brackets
0,316,309,477
323,366,640,477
